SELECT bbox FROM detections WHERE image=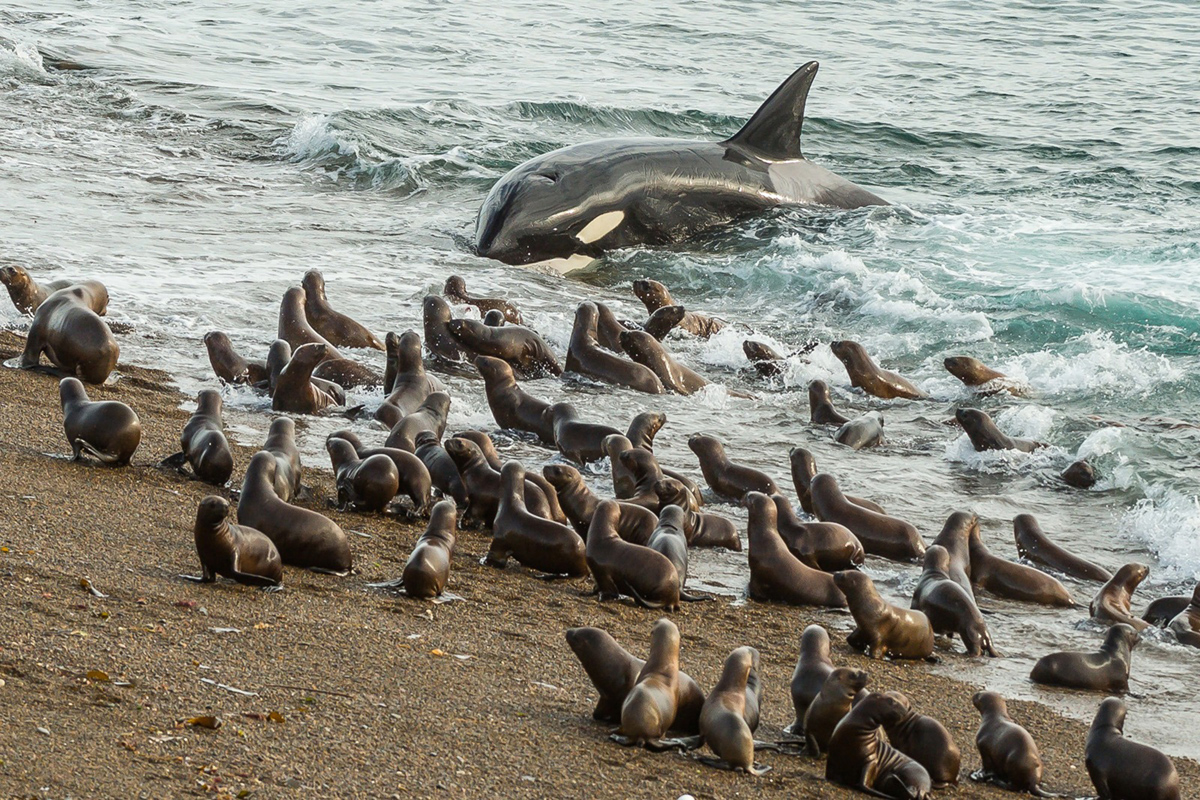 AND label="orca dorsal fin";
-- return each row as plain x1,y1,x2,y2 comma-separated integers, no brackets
723,61,818,161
